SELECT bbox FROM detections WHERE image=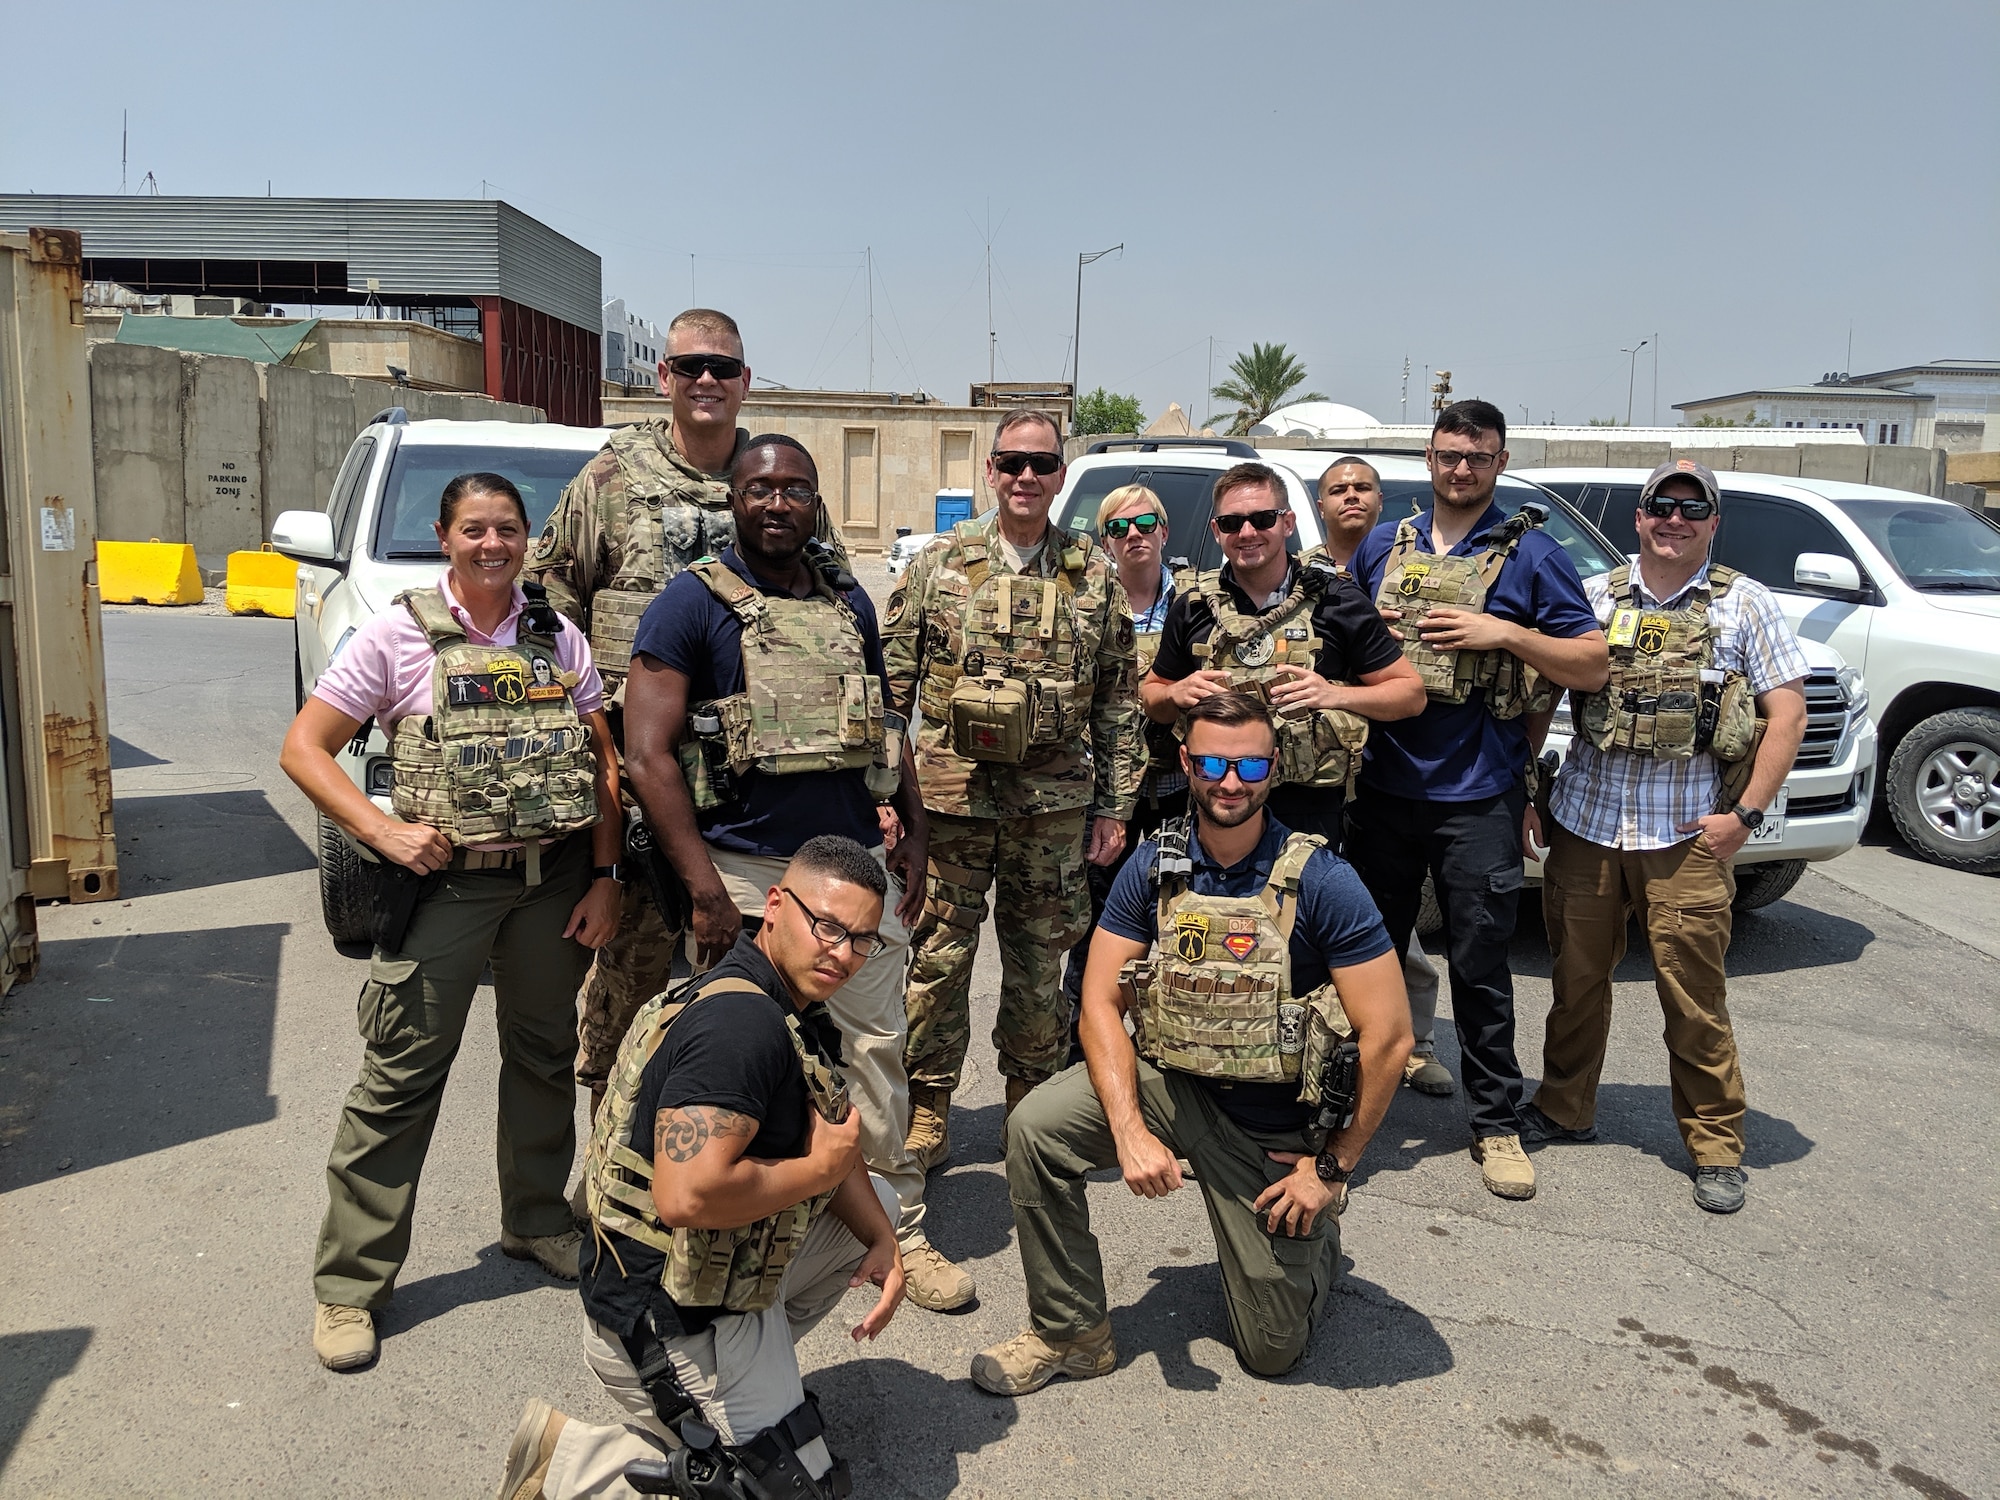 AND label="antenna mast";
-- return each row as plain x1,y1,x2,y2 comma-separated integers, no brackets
866,246,874,392
121,110,128,194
